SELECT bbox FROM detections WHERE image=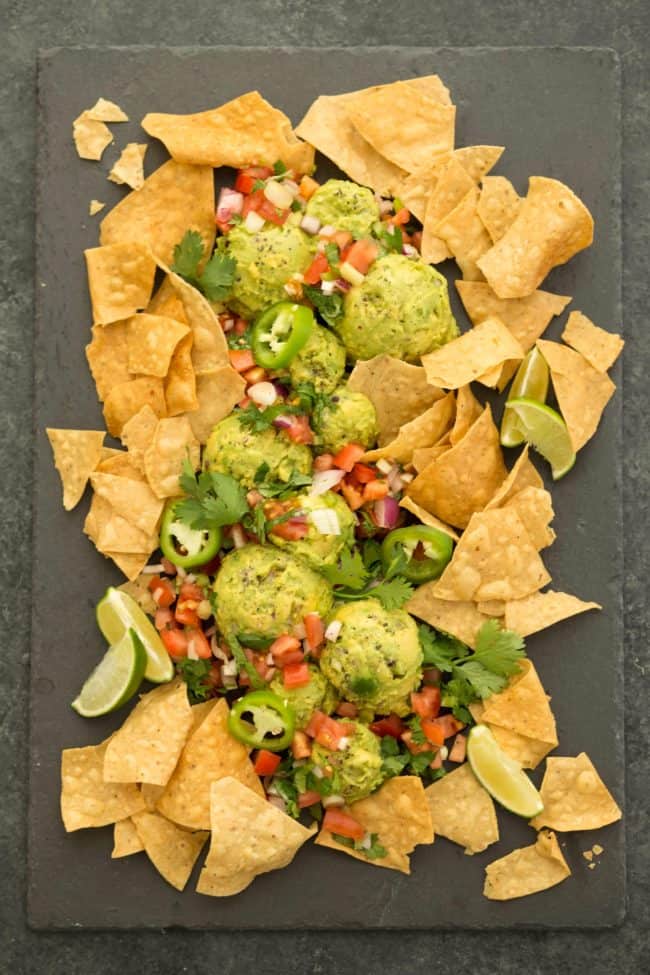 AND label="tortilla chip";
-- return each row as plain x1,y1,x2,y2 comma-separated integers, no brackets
537,339,616,451
105,551,152,581
456,281,571,354
185,368,247,444
94,505,158,555
144,416,200,498
85,322,131,402
112,817,145,858
100,159,215,268
126,313,189,378
503,486,555,550
477,176,522,243
433,186,492,279
120,404,160,472
477,600,506,617
73,116,113,160
197,777,315,896
165,334,198,415
399,497,458,540
85,243,157,326
143,91,314,174
421,157,476,263
425,764,498,854
90,471,164,535
147,274,189,322
46,429,105,510
530,753,622,832
89,199,105,216
412,444,448,471
108,143,148,190
561,311,624,373
362,392,455,465
485,445,544,508
483,830,570,900
60,738,146,831
348,355,444,446
453,145,505,183
480,660,558,747
407,405,507,529
166,272,230,374
477,177,594,298
103,376,167,438
434,506,551,601
131,811,208,891
505,589,601,637
422,318,524,389
316,777,433,875
103,681,193,786
406,587,490,648
493,724,555,769
449,384,483,445
346,82,455,173
85,98,128,123
156,698,264,831
140,783,166,812
189,699,219,730
95,450,144,480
